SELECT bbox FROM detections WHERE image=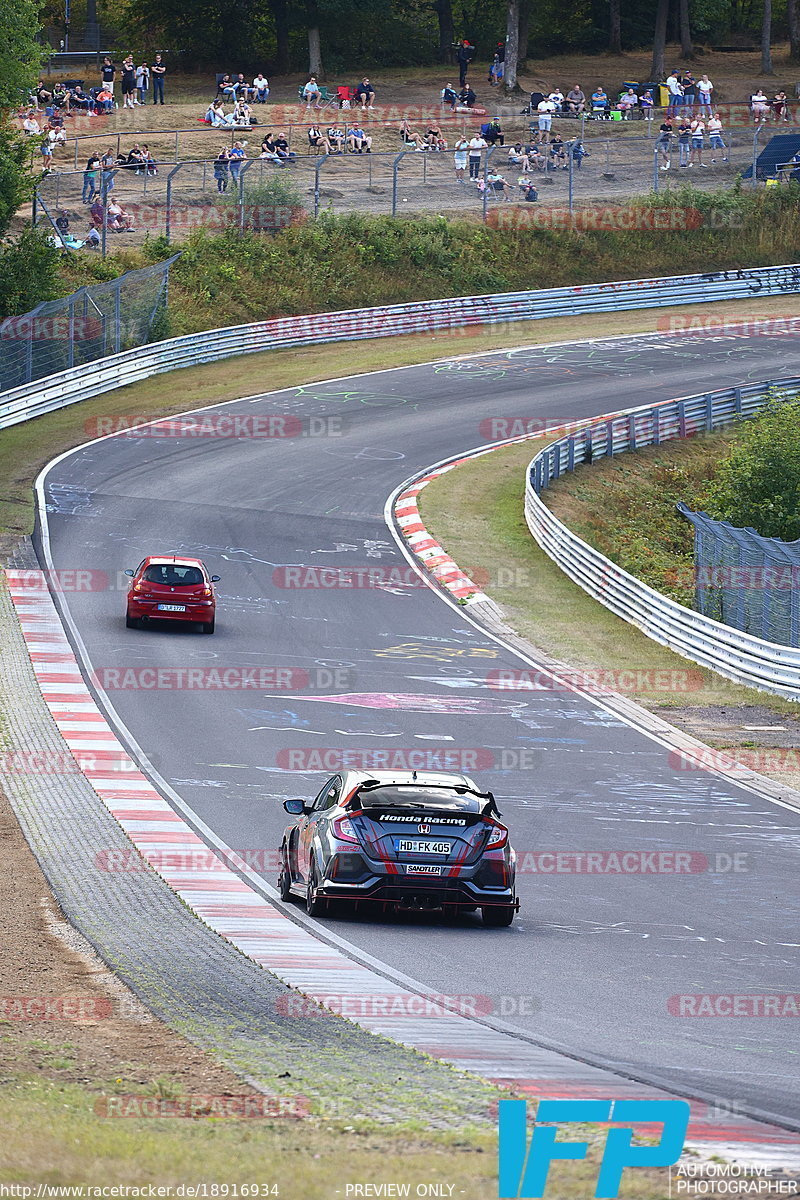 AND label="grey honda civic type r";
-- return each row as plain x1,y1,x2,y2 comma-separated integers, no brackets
278,769,519,927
